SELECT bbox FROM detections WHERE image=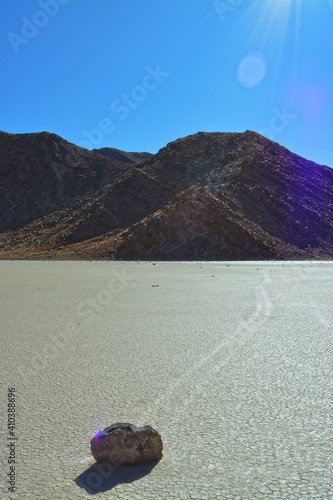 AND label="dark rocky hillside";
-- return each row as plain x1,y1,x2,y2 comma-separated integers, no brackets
0,131,133,233
0,130,332,260
92,147,152,164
